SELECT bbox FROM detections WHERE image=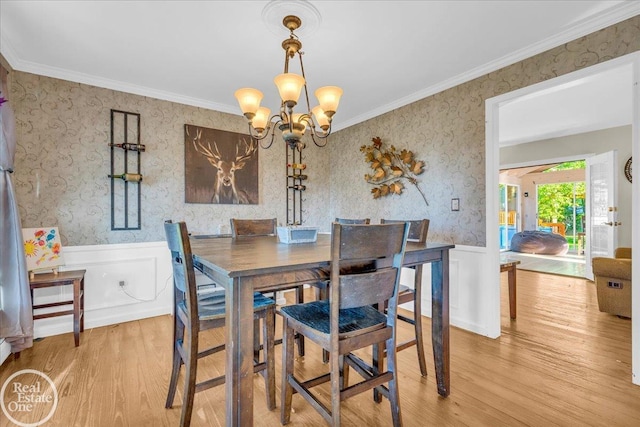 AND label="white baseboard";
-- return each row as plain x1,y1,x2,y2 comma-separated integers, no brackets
31,241,173,341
